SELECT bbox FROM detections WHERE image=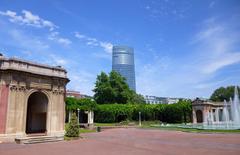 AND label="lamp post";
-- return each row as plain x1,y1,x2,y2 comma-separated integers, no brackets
139,112,142,126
